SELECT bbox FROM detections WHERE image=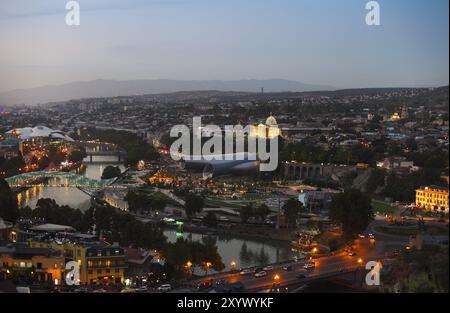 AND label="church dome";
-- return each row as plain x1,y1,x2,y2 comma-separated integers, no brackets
266,115,278,126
